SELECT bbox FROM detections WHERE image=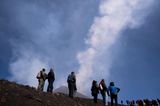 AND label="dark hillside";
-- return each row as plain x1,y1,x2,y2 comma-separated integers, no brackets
54,86,89,99
0,79,104,106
